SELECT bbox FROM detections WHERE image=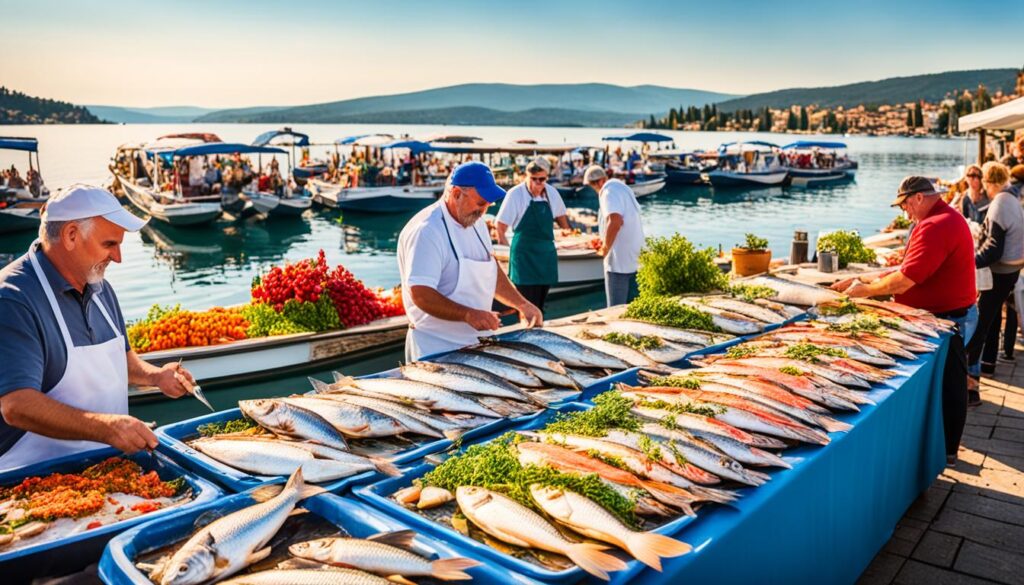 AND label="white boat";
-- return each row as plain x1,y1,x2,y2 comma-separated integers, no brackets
118,178,223,226
0,136,49,202
782,141,858,187
706,141,789,188
131,315,409,400
307,179,442,212
493,242,605,294
630,176,667,197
